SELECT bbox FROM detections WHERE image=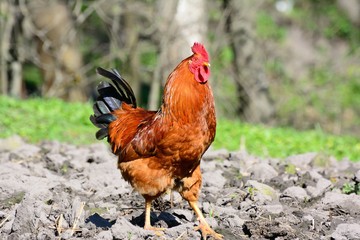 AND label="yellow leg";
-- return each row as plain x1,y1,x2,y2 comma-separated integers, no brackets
189,201,223,239
170,190,174,208
143,198,165,231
